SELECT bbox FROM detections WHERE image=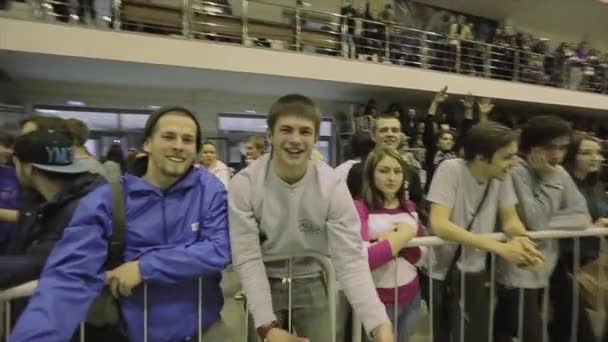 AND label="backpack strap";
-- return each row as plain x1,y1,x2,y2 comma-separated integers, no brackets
106,181,126,269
